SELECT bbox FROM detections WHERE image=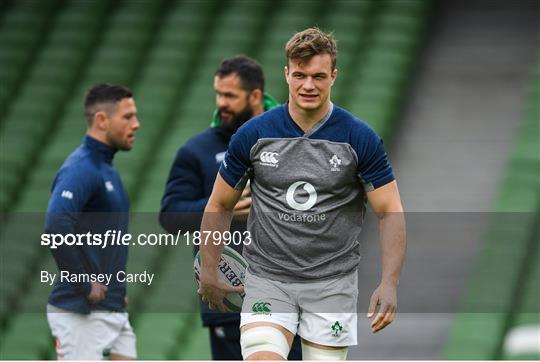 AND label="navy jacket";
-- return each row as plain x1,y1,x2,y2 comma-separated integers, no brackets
46,135,129,314
160,126,245,326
